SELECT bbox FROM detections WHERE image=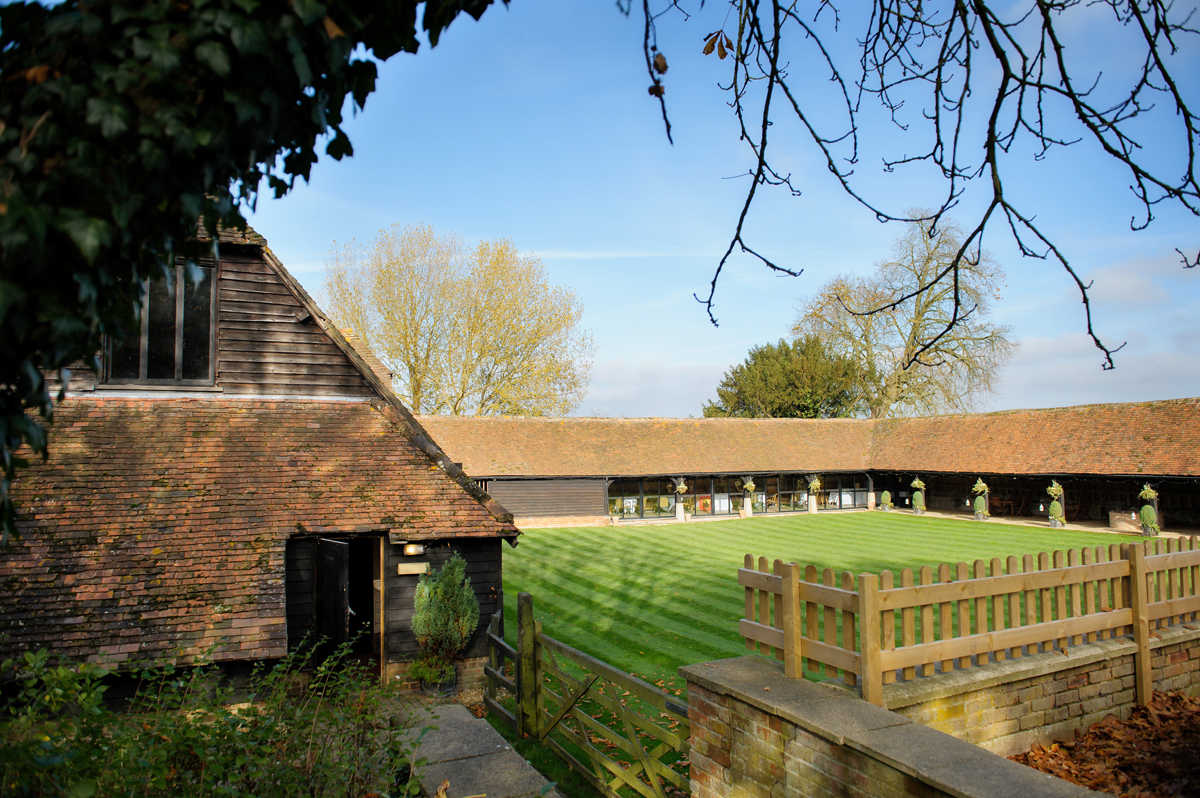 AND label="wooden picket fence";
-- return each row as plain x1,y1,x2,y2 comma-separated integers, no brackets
740,537,1200,706
485,594,690,798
